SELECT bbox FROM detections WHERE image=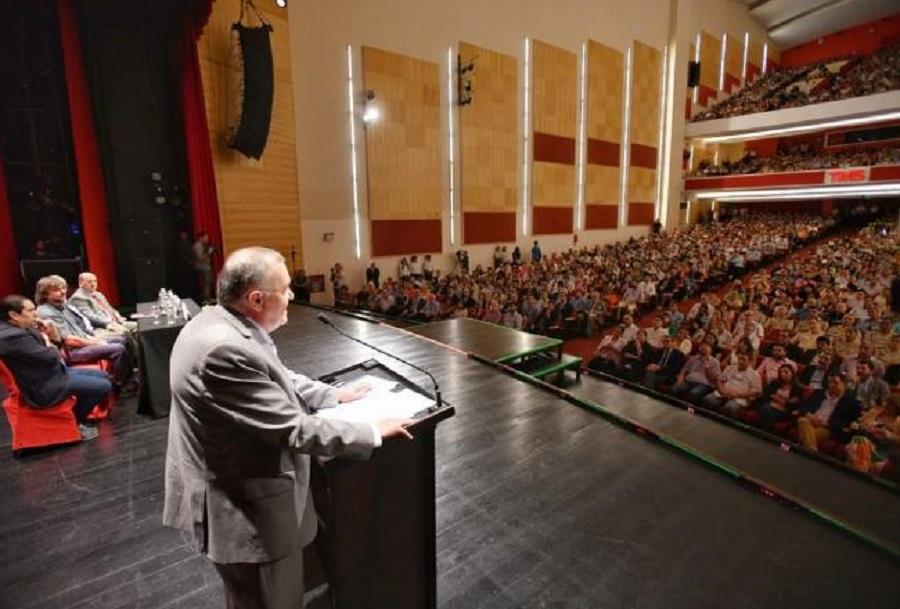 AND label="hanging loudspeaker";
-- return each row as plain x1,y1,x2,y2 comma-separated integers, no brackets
229,23,274,159
687,61,701,88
